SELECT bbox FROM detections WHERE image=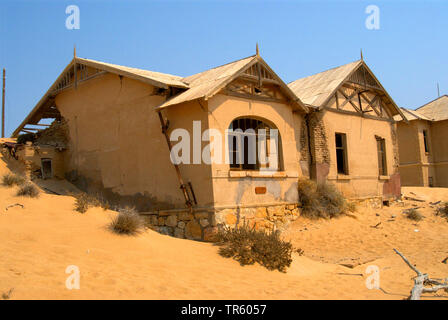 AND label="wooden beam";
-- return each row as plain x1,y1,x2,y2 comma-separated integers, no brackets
345,80,382,92
323,106,394,123
359,93,381,117
239,74,279,85
335,91,339,110
223,89,287,104
338,89,361,113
